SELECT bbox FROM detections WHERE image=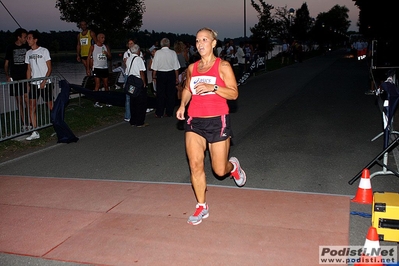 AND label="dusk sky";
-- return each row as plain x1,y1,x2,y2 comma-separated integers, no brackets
0,0,359,39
